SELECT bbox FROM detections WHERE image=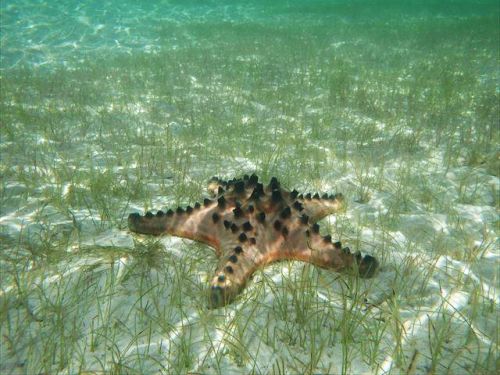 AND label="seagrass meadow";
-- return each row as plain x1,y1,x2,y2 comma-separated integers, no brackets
1,1,498,374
